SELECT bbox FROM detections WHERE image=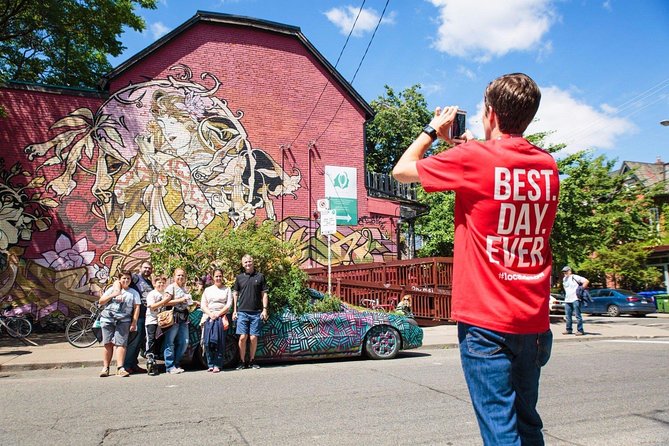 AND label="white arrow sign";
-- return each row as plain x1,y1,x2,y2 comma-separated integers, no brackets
336,214,351,222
